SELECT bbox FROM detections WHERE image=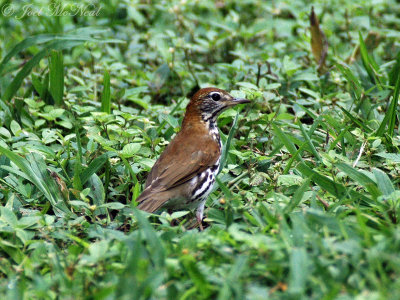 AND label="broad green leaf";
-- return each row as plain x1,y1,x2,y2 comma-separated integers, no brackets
1,207,18,227
373,168,395,196
121,143,141,158
100,202,125,210
10,120,21,136
152,63,170,90
87,174,106,216
375,152,400,162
